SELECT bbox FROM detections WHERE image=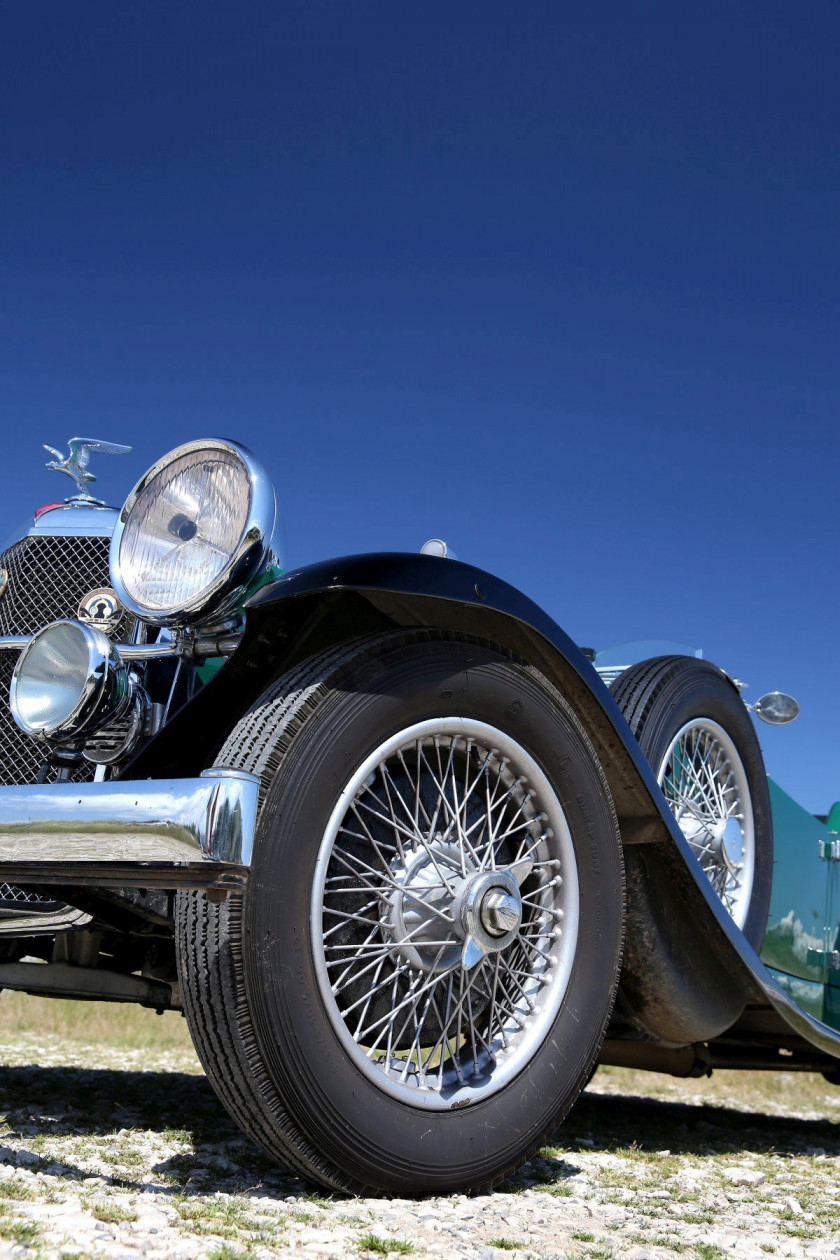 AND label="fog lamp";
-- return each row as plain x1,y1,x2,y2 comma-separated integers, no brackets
10,620,133,743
